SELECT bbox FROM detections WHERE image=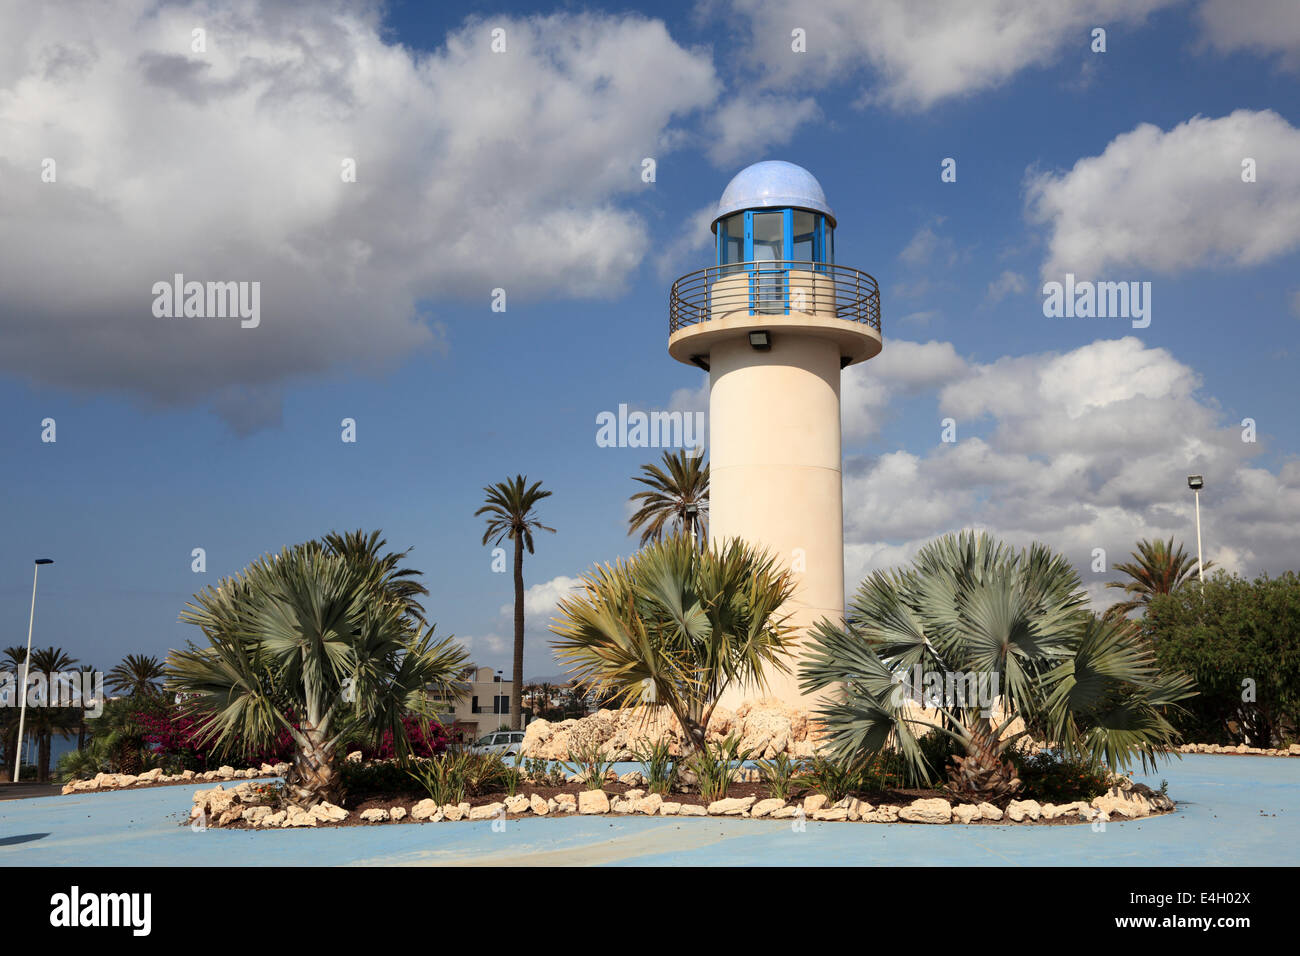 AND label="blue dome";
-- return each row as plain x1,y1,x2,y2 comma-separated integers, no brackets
713,160,835,230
